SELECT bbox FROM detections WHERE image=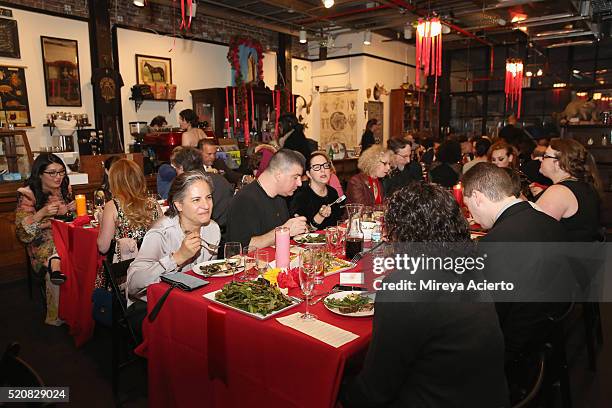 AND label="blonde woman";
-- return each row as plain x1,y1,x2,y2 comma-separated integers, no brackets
488,141,518,169
346,145,392,206
97,159,161,263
